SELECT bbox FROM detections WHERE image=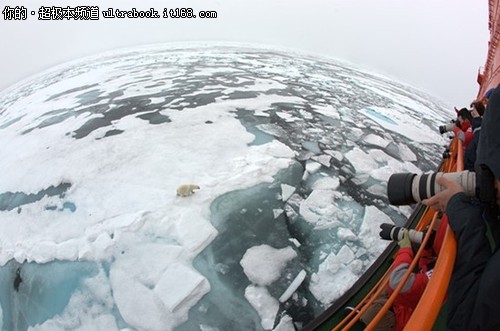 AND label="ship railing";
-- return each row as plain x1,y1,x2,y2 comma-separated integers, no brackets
332,137,462,330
